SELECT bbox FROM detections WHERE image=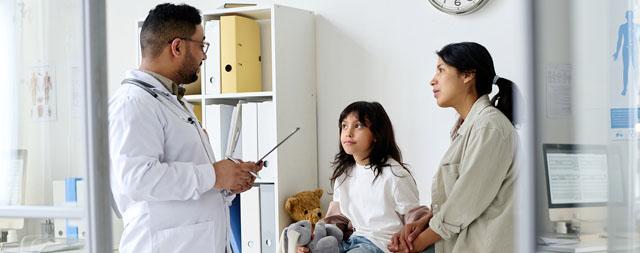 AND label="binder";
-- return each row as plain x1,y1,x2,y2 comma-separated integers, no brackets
259,184,276,253
53,179,87,240
220,15,262,93
240,187,261,253
204,104,234,161
257,101,276,182
241,102,259,161
204,20,221,95
229,197,242,253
